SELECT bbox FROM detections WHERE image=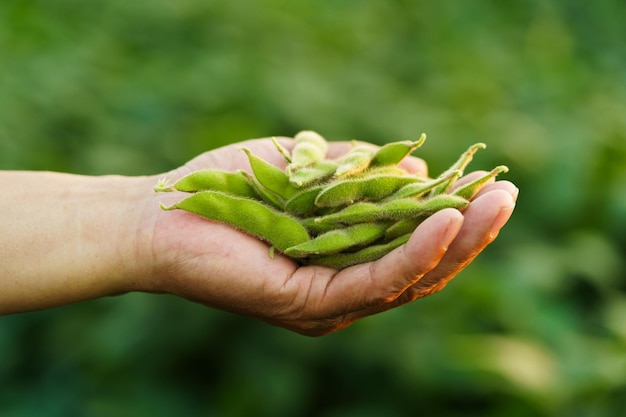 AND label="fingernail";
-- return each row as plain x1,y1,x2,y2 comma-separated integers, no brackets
490,204,515,239
442,212,464,249
511,187,520,202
